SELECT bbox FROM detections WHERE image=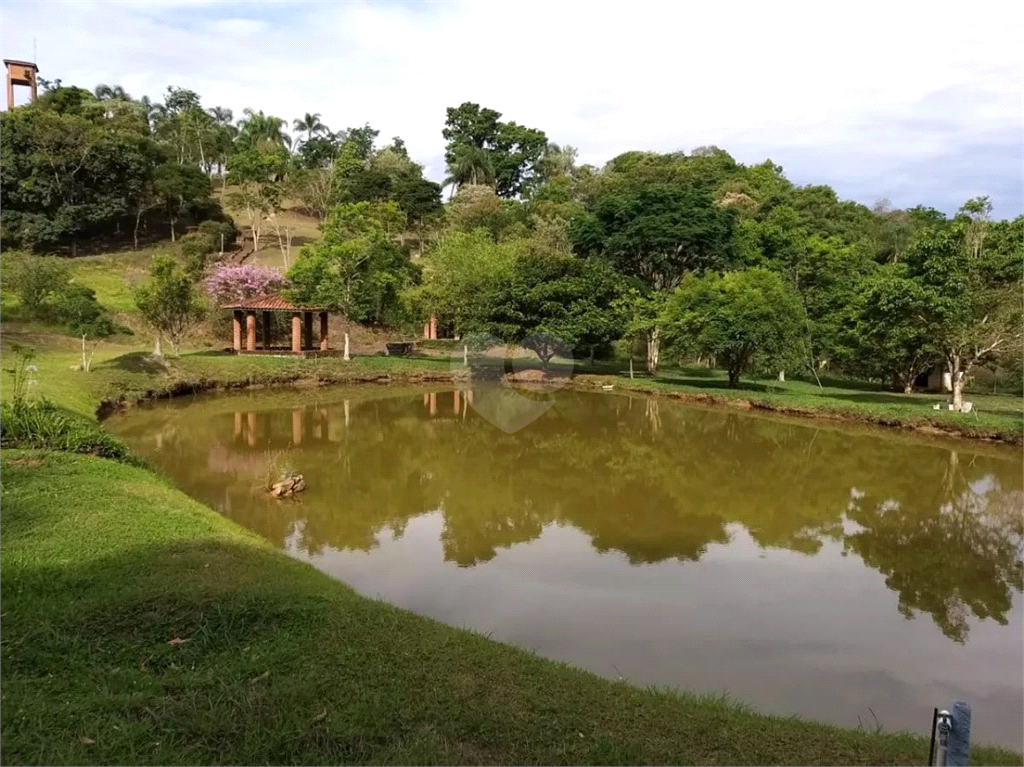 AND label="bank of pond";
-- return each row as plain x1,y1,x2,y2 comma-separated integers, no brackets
101,385,1024,755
